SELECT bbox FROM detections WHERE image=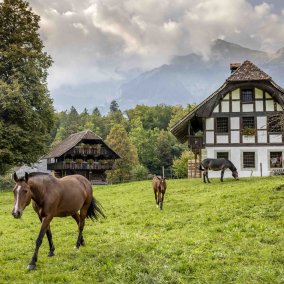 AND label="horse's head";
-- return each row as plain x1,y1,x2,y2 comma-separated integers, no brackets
12,172,32,219
159,177,166,192
232,170,239,180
